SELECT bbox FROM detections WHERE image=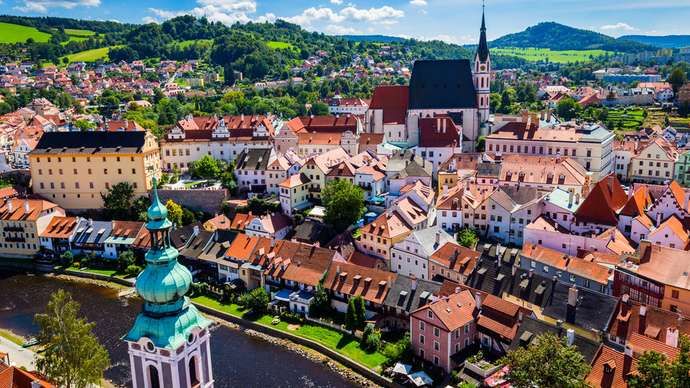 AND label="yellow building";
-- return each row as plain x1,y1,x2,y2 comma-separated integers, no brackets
29,131,161,210
0,198,64,259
